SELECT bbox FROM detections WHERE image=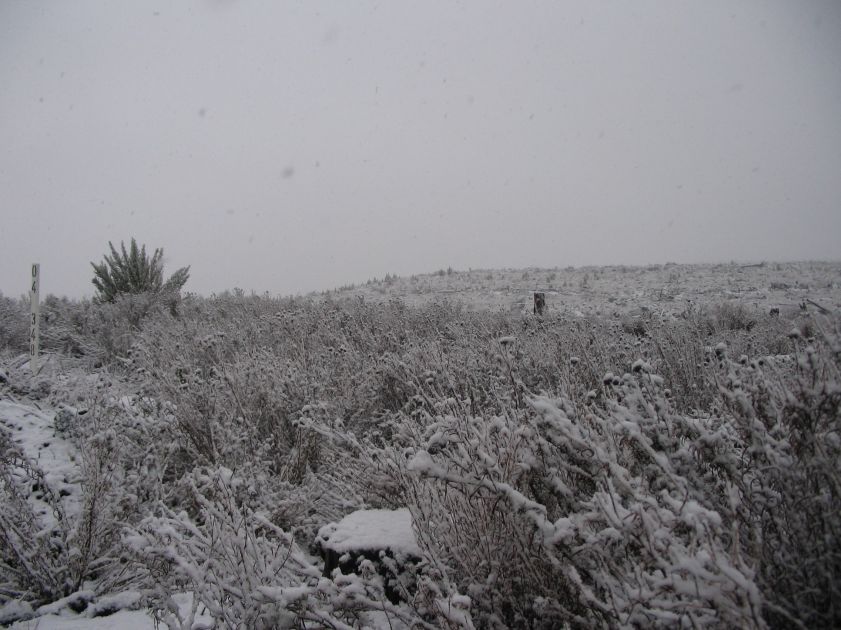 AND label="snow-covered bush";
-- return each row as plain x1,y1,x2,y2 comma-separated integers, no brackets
0,294,28,355
127,467,429,629
711,319,841,628
0,382,194,623
5,289,834,628
368,374,765,628
709,301,758,332
39,292,172,364
0,398,155,611
0,290,183,366
320,312,834,629
0,429,72,604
